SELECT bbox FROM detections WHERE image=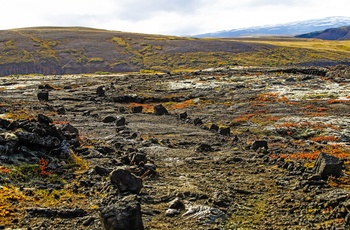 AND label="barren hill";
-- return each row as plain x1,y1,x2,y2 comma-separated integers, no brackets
0,27,272,76
1,27,350,76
